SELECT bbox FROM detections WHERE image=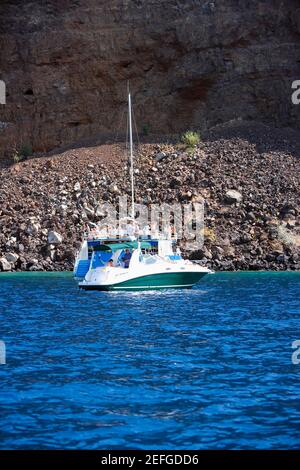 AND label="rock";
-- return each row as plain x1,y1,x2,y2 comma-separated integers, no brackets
246,211,256,221
225,190,243,204
280,203,296,219
241,233,252,243
265,217,279,227
47,230,63,245
269,240,284,255
95,206,105,218
155,152,167,162
180,190,192,200
8,236,17,244
83,205,94,217
81,210,88,220
0,257,11,271
193,247,212,260
224,246,235,257
5,252,19,263
45,160,54,170
170,177,181,188
27,259,43,270
74,182,81,192
276,254,287,264
26,222,40,235
220,237,231,247
111,185,120,194
59,204,68,212
286,219,296,229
